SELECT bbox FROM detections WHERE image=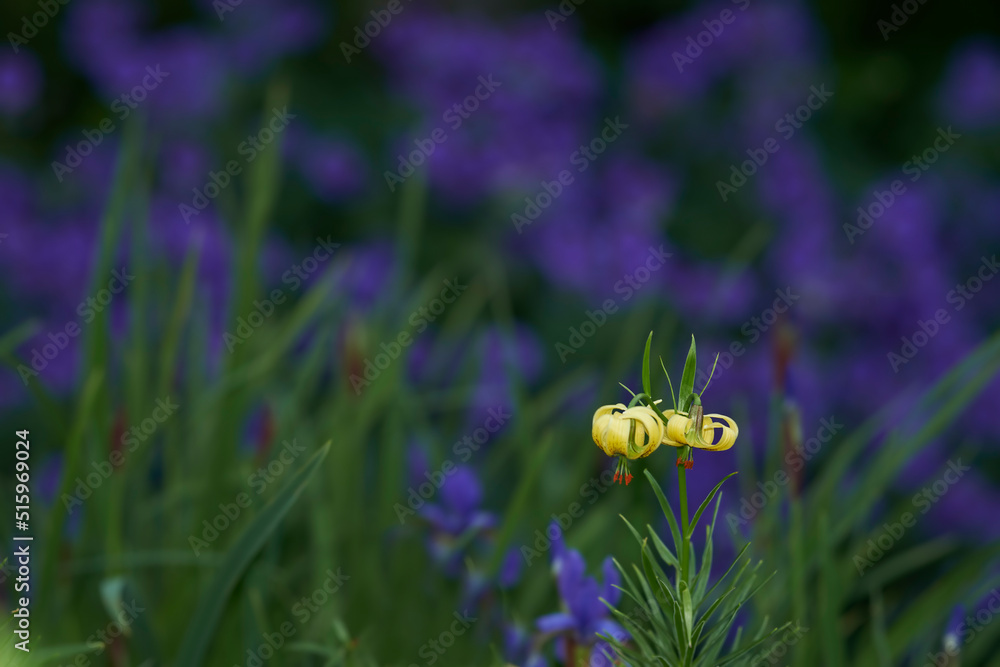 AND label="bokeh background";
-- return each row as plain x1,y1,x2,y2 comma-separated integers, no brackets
1,0,999,665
